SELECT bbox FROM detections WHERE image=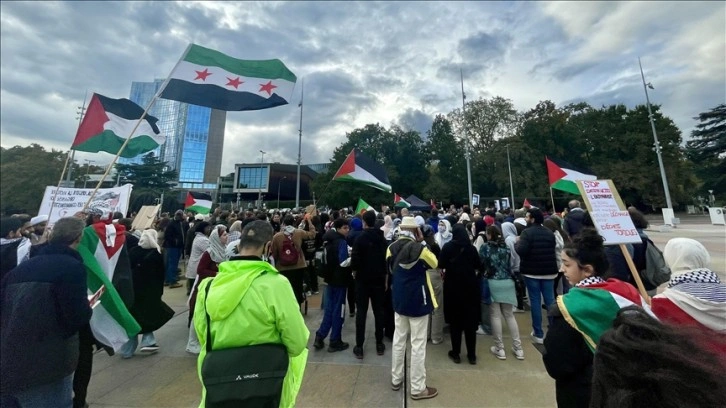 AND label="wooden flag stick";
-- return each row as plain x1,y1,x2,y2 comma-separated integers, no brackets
620,244,651,305
81,43,193,213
